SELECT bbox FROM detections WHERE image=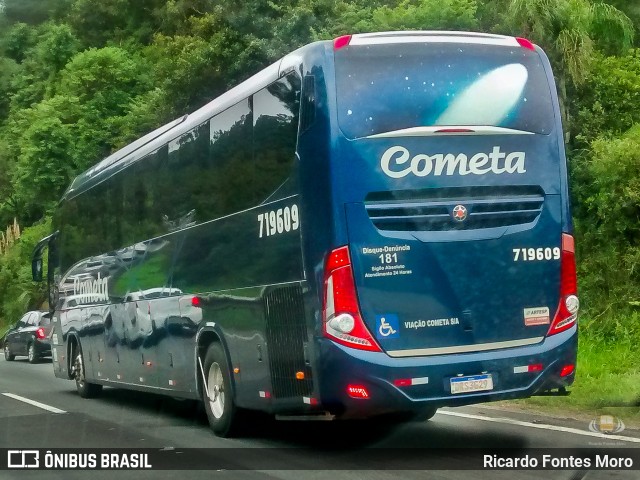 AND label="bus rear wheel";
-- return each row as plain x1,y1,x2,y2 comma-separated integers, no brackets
413,406,438,422
368,407,438,425
73,343,102,398
201,342,242,437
